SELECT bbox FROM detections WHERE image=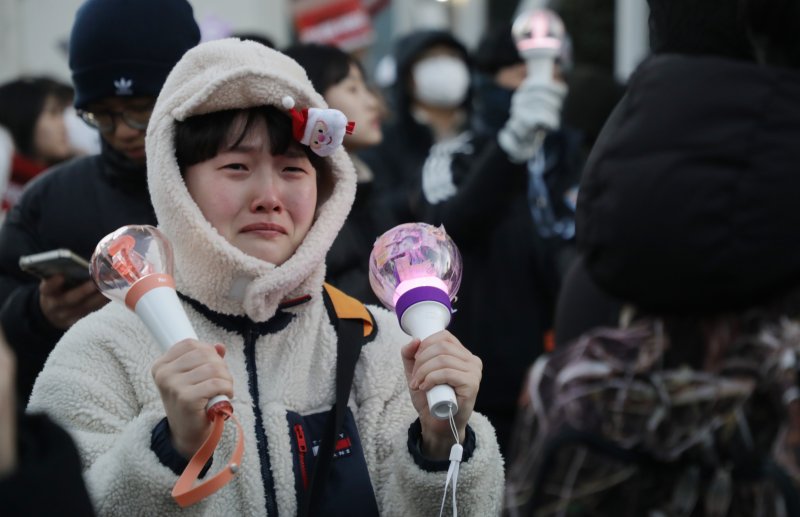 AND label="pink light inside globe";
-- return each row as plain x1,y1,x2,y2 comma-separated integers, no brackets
368,223,462,310
512,8,565,53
